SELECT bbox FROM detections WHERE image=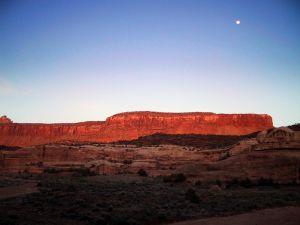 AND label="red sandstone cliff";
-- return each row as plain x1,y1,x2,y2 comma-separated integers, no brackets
0,116,13,124
0,111,273,147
